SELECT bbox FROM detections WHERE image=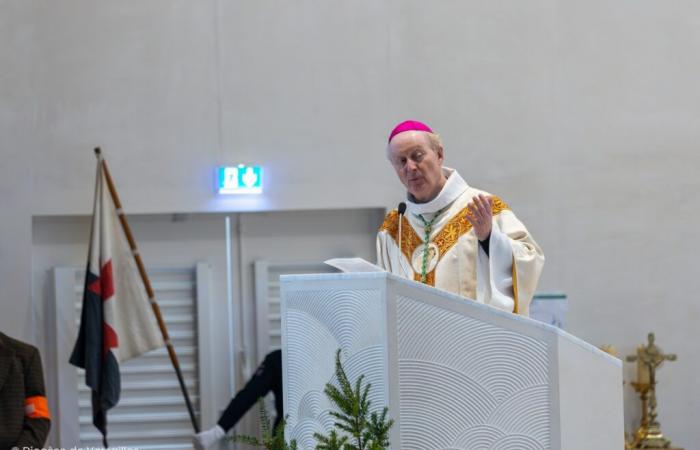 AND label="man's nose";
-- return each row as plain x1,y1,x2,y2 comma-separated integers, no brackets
405,159,418,171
